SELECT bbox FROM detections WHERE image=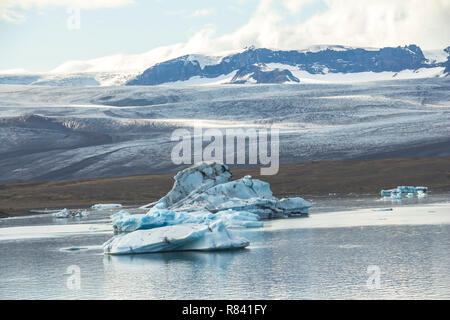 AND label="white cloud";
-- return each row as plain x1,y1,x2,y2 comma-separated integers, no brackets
0,0,133,22
282,0,315,14
165,8,215,19
198,0,450,51
0,8,26,23
18,0,450,73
